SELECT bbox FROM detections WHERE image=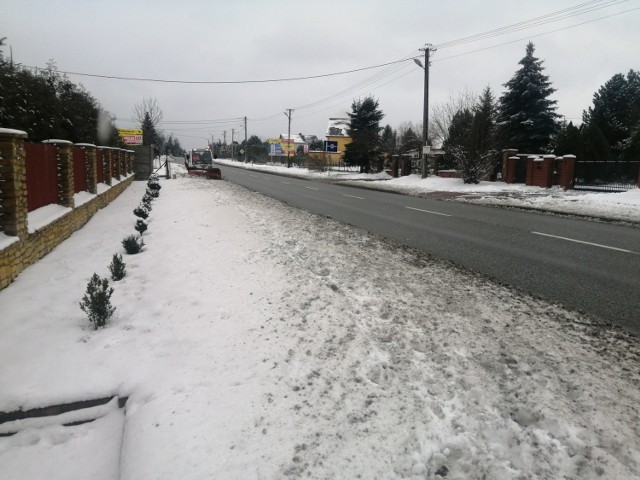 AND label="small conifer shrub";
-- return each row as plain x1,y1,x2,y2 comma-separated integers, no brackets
122,234,145,254
135,219,148,235
80,273,115,329
146,187,159,198
147,181,161,191
141,194,153,210
133,206,149,219
108,253,126,281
